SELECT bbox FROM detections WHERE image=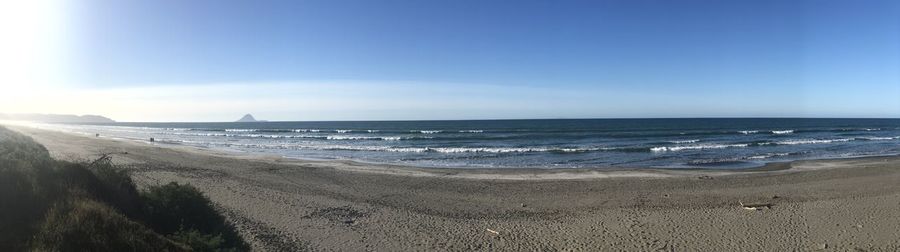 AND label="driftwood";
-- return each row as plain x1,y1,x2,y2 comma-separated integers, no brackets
739,201,772,210
486,228,500,235
88,152,129,167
